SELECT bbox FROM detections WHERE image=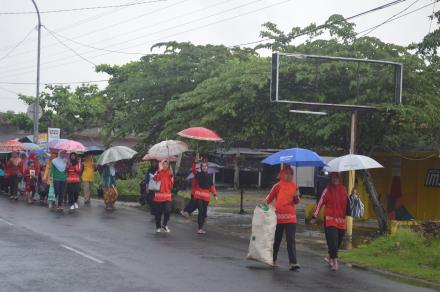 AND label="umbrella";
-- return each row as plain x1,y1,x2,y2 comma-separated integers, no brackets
261,148,326,167
97,146,137,165
148,140,188,157
84,145,105,156
0,140,25,151
186,168,219,180
142,153,177,162
48,139,86,152
177,127,223,142
325,154,384,172
22,142,40,151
